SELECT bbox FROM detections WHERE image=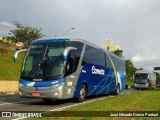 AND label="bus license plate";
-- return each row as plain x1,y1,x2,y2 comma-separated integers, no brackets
32,92,40,97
